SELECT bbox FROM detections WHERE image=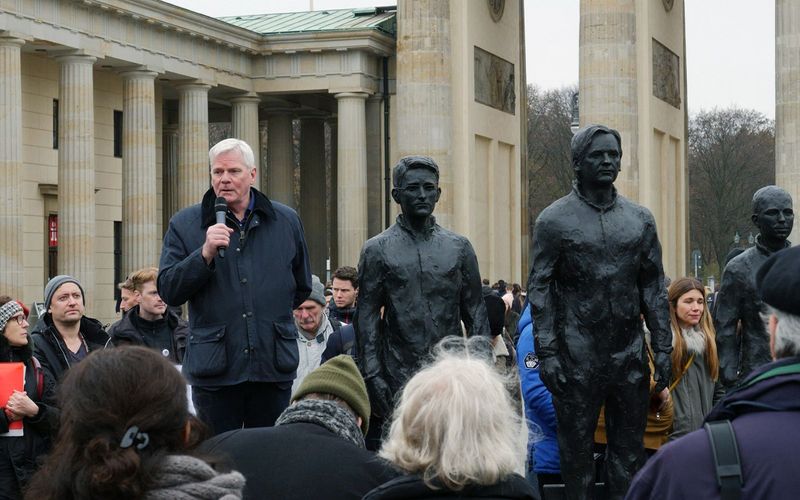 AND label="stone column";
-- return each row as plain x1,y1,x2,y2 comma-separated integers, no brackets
162,124,179,231
777,0,800,244
328,119,339,272
365,96,383,237
396,0,453,228
56,53,97,308
266,111,295,206
335,92,368,267
120,69,158,274
299,116,327,276
177,83,210,209
231,94,261,171
0,36,24,298
579,0,639,199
